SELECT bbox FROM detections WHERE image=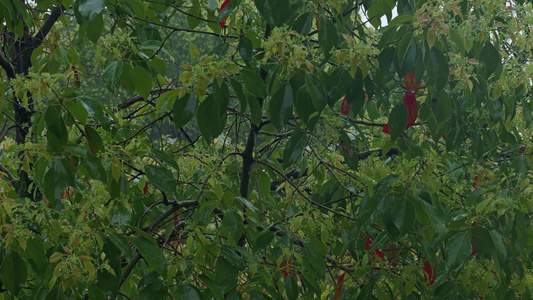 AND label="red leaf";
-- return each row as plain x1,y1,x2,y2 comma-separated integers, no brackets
470,240,476,256
219,0,230,28
473,175,479,188
341,97,350,116
519,145,526,155
365,237,371,250
72,65,81,88
143,182,149,195
383,124,390,134
280,260,293,277
403,92,418,130
334,272,345,300
365,237,385,261
423,260,436,285
404,70,420,92
85,126,97,154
